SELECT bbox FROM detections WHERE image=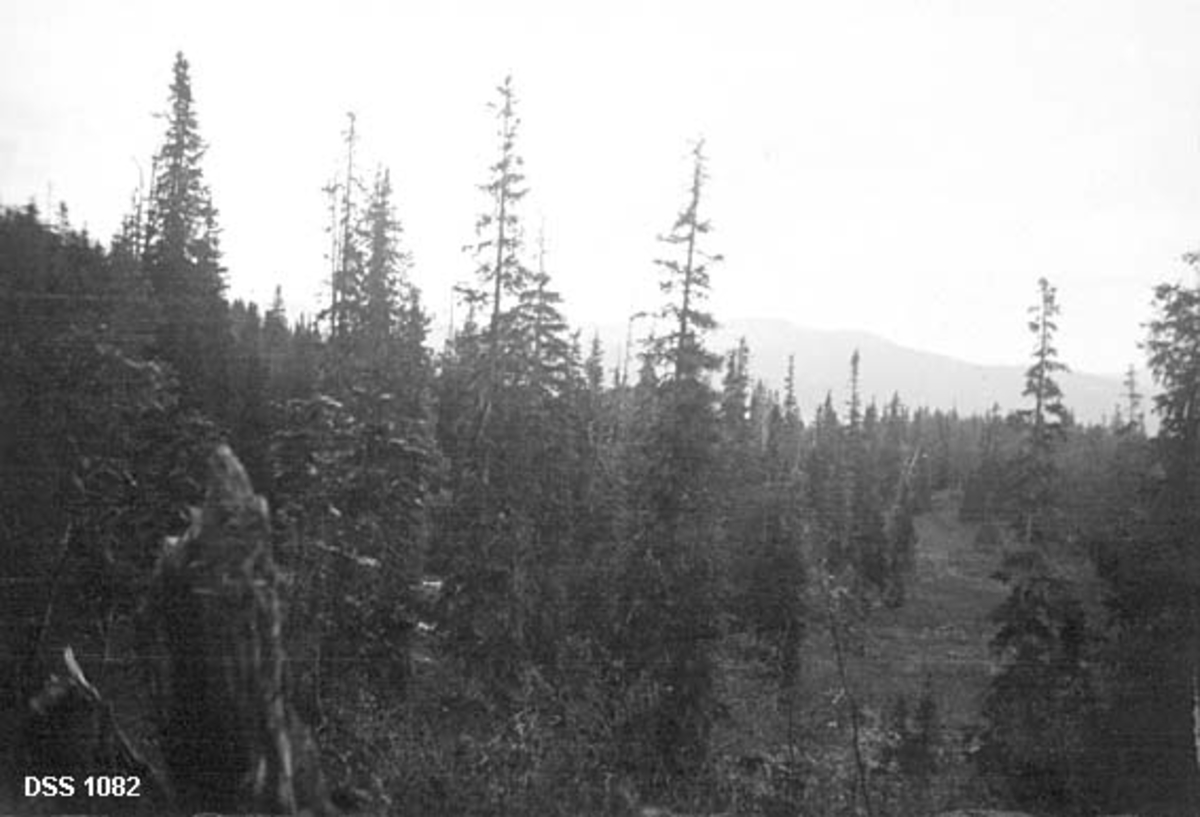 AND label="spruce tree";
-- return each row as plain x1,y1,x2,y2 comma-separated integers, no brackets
1121,364,1144,435
325,112,366,342
652,139,722,380
143,52,230,415
262,286,290,389
981,278,1099,813
616,138,724,786
719,337,751,436
462,74,532,385
342,160,432,698
1015,276,1070,545
514,228,573,393
784,354,800,429
1147,275,1200,491
808,393,843,567
360,166,409,348
842,350,863,577
1145,266,1200,799
433,76,589,710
